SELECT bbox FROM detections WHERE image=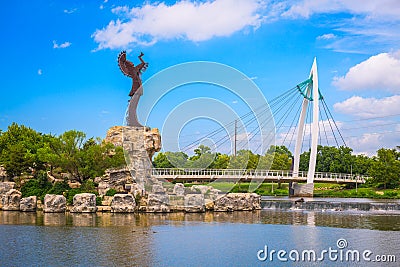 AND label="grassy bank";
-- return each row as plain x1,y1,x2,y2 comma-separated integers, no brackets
183,182,400,199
